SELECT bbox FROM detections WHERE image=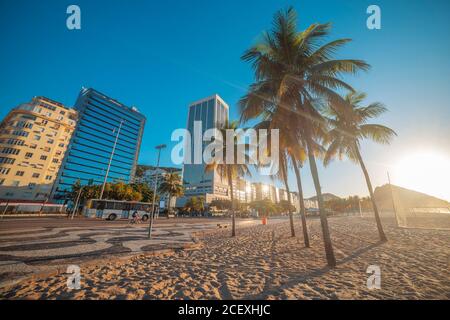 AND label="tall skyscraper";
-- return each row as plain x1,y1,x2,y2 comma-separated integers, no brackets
0,97,77,201
181,94,230,204
51,88,146,201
